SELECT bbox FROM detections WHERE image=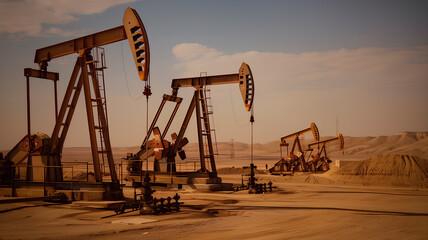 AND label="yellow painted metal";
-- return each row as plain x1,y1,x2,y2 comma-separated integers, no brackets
171,74,239,89
238,62,254,111
171,62,254,111
338,133,344,150
308,133,344,150
281,122,319,143
123,7,150,81
34,7,150,82
34,26,126,64
28,8,151,184
24,68,59,81
311,122,319,142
